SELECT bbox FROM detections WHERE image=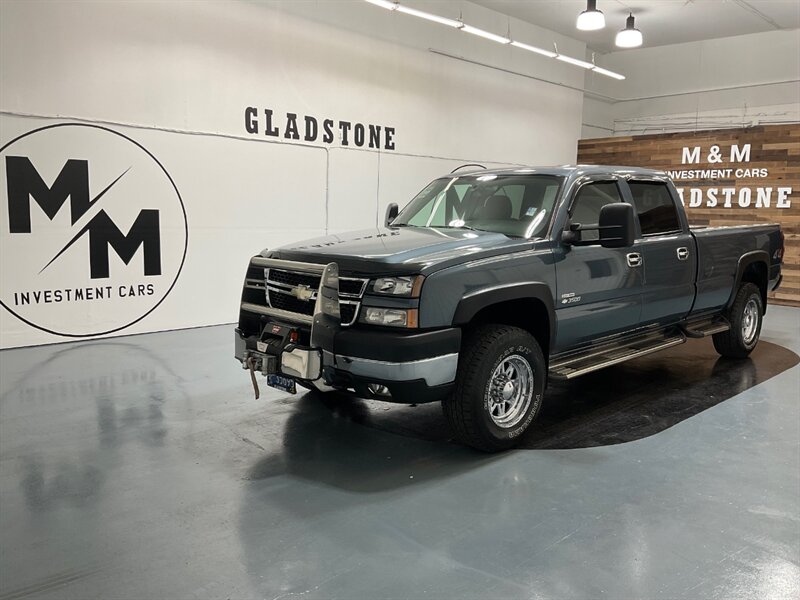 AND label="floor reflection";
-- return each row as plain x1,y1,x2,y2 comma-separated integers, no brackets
245,392,498,495
2,340,189,512
0,320,796,600
293,338,798,450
